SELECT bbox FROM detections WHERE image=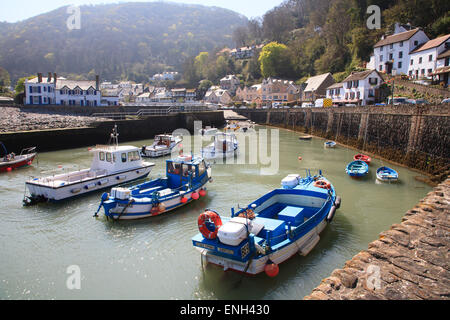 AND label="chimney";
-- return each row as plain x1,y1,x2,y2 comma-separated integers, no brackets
37,73,42,83
95,75,99,90
53,73,57,85
47,72,52,83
